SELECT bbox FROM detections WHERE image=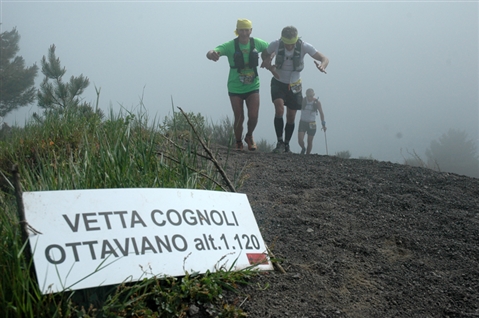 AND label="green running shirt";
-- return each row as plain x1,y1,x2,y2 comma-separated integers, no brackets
214,37,269,94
